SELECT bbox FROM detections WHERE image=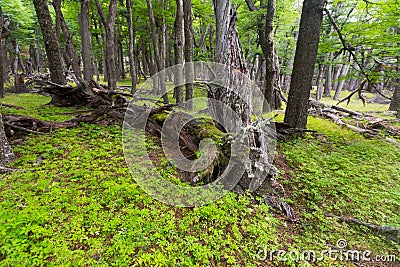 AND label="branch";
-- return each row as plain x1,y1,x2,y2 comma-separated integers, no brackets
244,0,259,11
323,8,391,102
4,122,47,135
325,212,400,244
94,0,107,28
